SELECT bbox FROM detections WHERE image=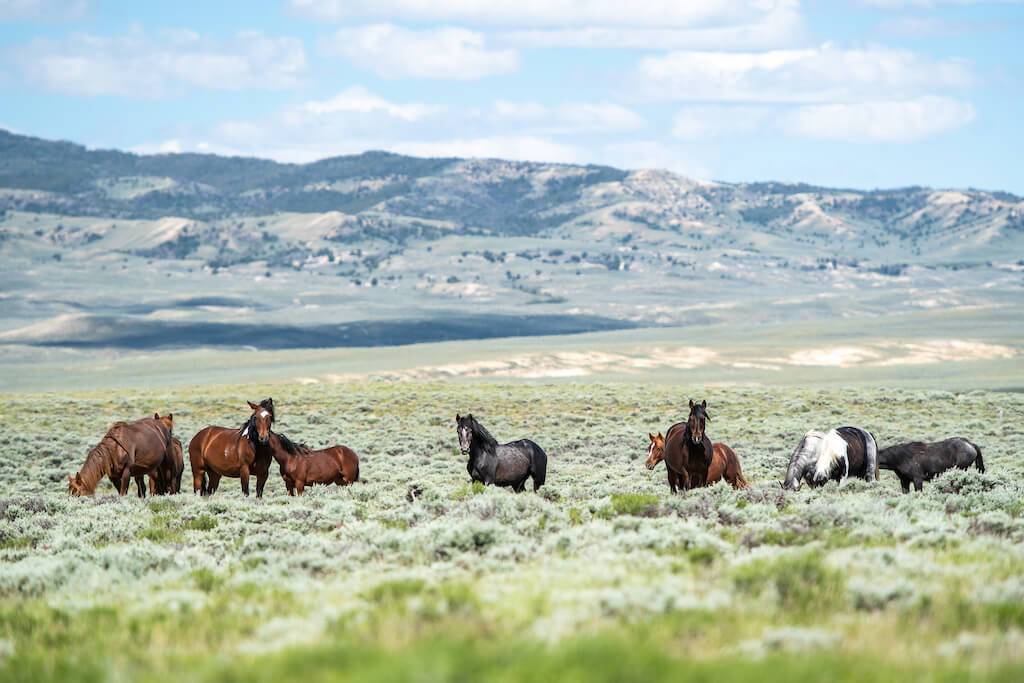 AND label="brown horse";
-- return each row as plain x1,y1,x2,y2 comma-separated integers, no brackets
69,415,172,497
188,399,275,497
267,432,360,495
154,435,185,494
646,434,748,491
644,400,748,492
